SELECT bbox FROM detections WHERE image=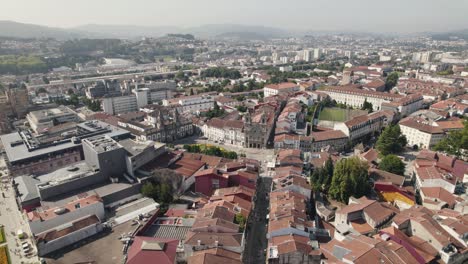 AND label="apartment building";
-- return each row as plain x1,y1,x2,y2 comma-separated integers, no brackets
163,93,215,113
26,105,81,133
399,117,464,149
334,111,394,142
324,86,421,113
263,82,300,98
